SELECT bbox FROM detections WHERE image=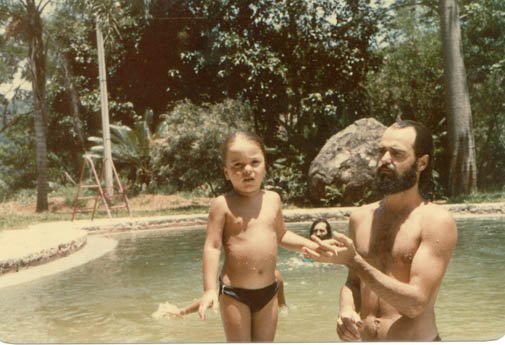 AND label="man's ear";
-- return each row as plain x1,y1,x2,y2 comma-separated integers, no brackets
224,167,230,180
417,154,429,172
